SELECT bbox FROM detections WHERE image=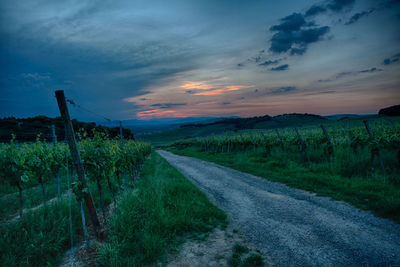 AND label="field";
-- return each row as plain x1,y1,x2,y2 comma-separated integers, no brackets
167,116,400,223
1,114,399,266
